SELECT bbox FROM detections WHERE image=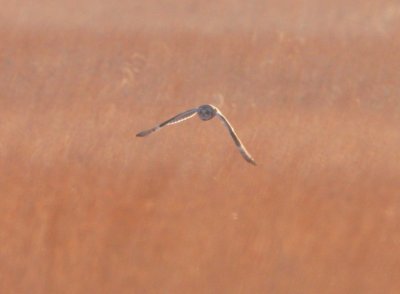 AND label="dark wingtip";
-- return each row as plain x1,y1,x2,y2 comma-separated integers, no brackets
136,130,148,137
136,127,157,137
